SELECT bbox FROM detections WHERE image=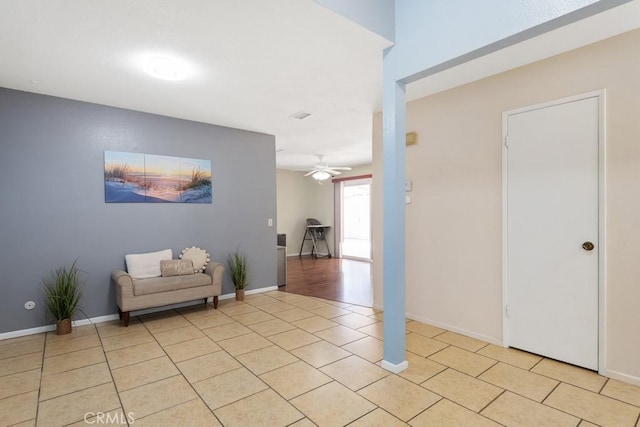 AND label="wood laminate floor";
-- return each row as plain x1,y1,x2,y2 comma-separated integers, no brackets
282,256,373,307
